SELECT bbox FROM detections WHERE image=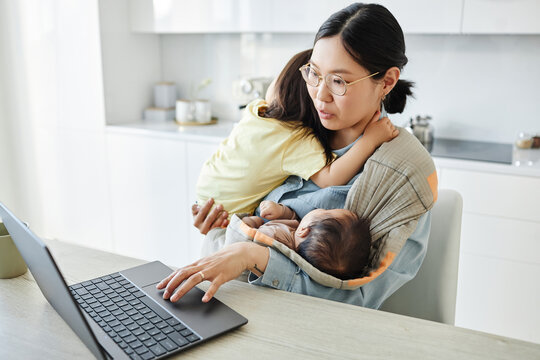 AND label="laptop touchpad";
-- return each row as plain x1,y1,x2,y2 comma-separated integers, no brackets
142,283,243,339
